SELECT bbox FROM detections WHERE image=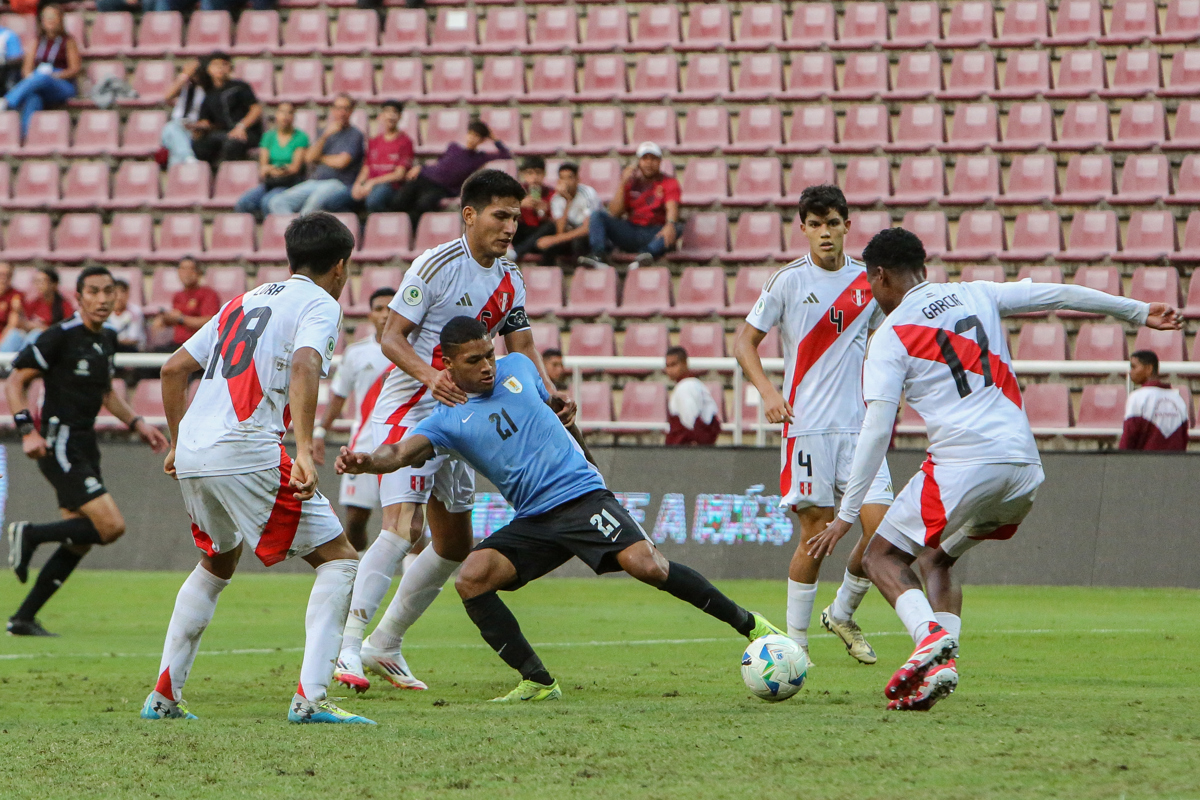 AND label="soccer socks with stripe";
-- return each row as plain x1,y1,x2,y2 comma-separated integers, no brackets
25,517,103,548
367,547,459,652
895,589,940,646
154,565,229,702
935,612,962,644
659,562,755,637
462,591,553,686
830,570,872,623
298,559,356,703
13,545,83,621
786,580,818,648
340,530,411,654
